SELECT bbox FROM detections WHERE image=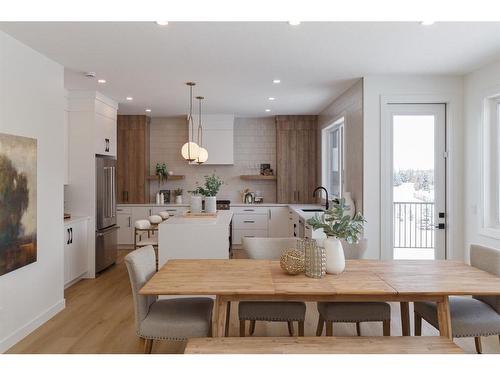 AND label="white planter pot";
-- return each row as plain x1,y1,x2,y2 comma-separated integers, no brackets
190,195,203,213
324,237,345,274
205,196,217,213
175,195,183,204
